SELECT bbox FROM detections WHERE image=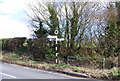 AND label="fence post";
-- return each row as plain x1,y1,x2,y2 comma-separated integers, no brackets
66,56,69,65
66,56,68,64
103,58,106,69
